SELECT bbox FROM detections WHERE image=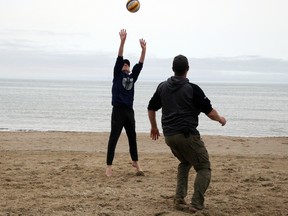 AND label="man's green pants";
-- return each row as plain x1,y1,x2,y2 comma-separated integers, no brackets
165,134,211,210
